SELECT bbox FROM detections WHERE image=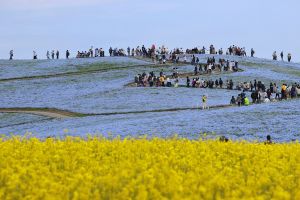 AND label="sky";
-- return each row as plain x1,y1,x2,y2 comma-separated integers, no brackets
0,0,300,61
